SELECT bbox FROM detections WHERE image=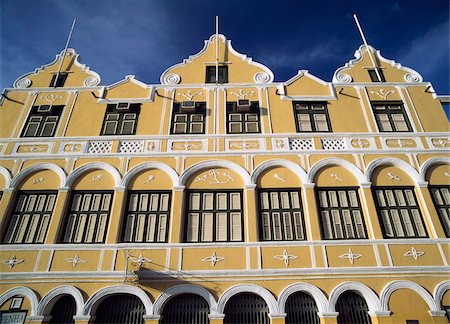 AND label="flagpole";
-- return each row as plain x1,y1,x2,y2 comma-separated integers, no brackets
353,14,383,82
53,18,76,87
